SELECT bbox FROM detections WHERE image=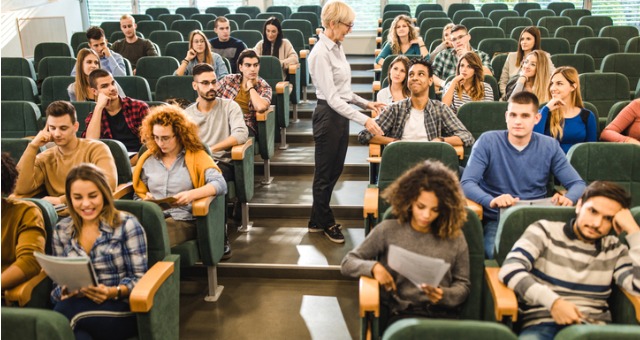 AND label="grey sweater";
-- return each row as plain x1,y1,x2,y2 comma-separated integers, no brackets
341,219,470,314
